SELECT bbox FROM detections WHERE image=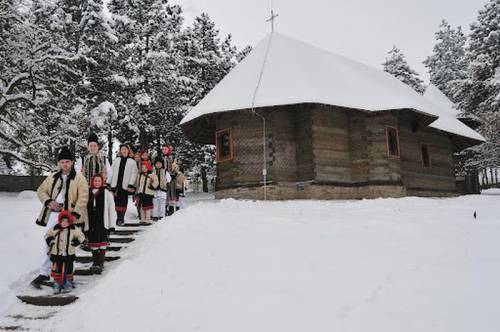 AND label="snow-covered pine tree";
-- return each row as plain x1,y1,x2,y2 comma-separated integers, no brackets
0,0,21,75
185,14,237,103
423,20,468,102
454,0,500,176
54,0,120,157
78,0,119,106
454,0,499,117
2,0,244,176
467,111,500,168
173,13,240,191
237,45,253,63
382,45,425,94
104,0,139,150
1,0,82,172
0,0,22,171
90,101,118,163
108,0,186,151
